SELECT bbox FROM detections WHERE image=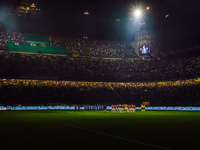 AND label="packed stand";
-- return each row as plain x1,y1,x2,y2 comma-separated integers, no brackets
0,31,25,50
49,36,136,58
0,51,200,82
0,78,200,106
1,31,136,58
